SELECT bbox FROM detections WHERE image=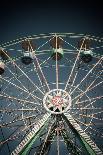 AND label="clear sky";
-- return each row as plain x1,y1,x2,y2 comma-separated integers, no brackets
0,0,102,43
